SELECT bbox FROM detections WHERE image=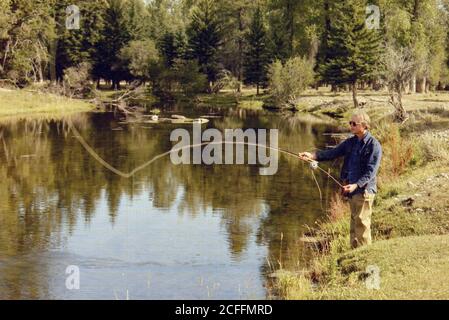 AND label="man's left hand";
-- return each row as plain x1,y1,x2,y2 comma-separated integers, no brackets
342,184,358,194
